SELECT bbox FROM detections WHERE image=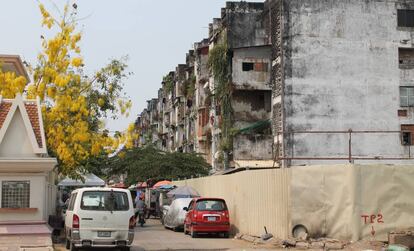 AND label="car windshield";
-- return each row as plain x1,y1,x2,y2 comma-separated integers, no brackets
196,200,227,211
81,191,129,211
